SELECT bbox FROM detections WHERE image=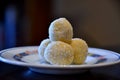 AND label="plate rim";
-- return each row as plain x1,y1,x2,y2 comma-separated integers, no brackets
0,46,120,69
